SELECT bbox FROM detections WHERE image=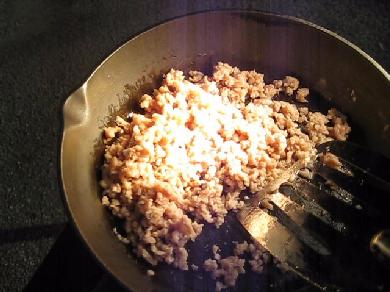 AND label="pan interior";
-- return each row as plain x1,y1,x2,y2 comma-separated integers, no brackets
61,11,390,292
